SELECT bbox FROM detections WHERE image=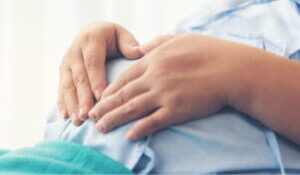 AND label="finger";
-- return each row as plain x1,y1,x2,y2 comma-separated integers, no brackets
58,83,68,119
100,61,146,100
70,56,94,121
82,41,107,101
139,35,175,54
89,78,148,120
116,25,143,59
95,92,158,133
125,108,171,141
61,68,81,125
